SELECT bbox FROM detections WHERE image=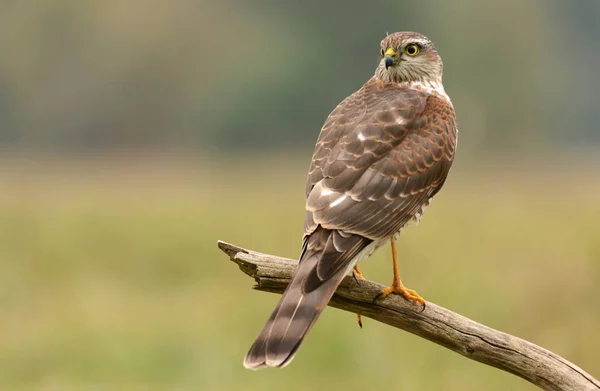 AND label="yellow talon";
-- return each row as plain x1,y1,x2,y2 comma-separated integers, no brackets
373,238,426,310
